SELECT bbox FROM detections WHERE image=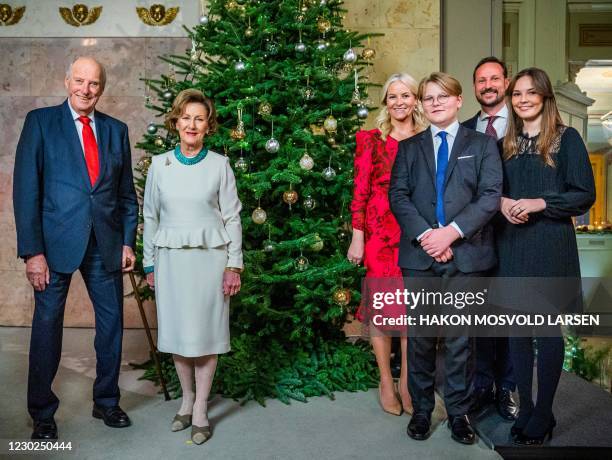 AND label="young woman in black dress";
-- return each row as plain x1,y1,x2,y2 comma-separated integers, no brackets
497,67,595,445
